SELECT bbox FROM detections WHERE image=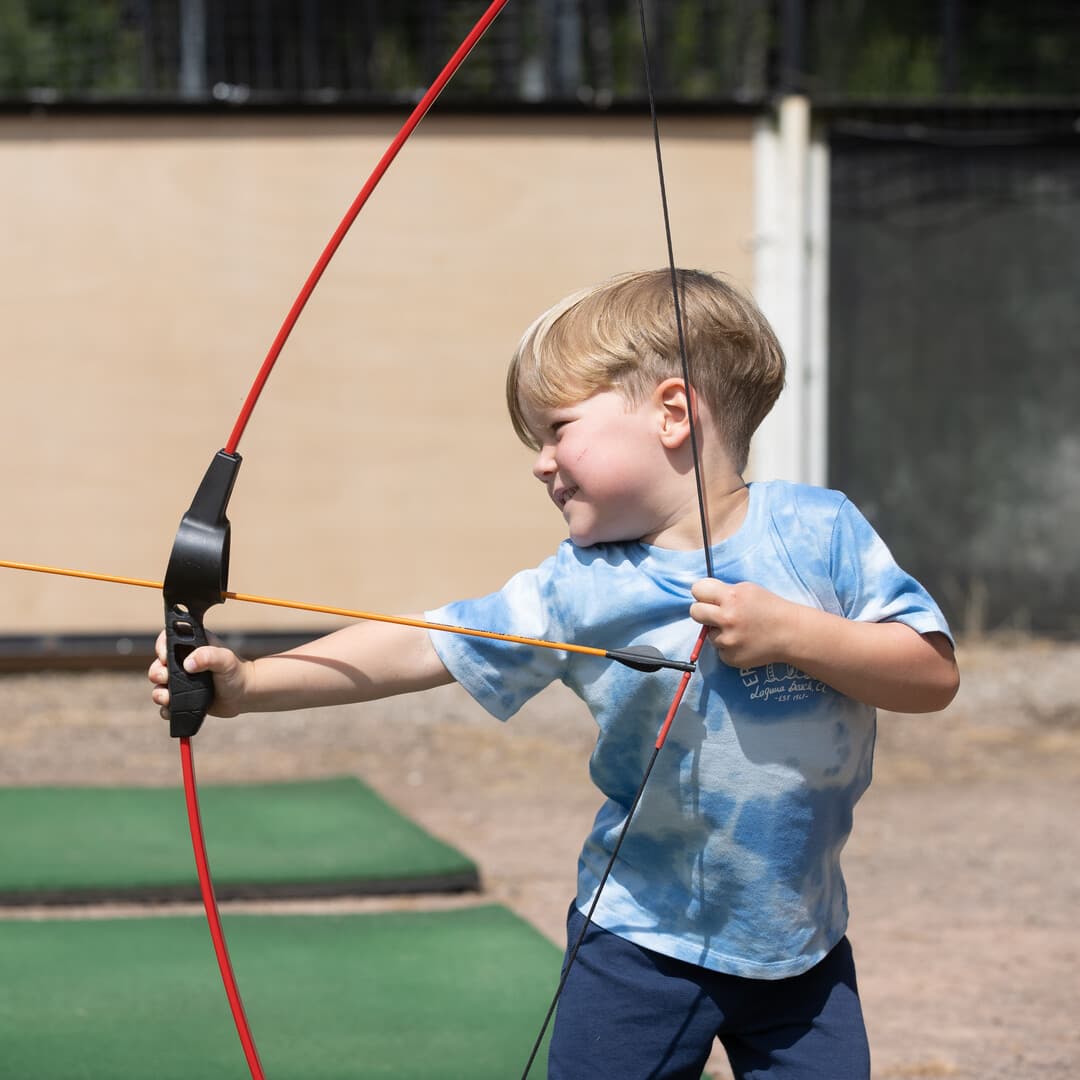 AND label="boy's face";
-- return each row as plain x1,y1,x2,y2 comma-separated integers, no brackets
521,388,680,547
